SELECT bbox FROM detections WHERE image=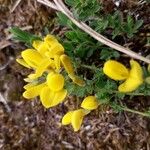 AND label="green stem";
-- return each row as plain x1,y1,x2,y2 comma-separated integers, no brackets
111,102,150,117
80,64,99,71
112,90,145,96
122,107,150,117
